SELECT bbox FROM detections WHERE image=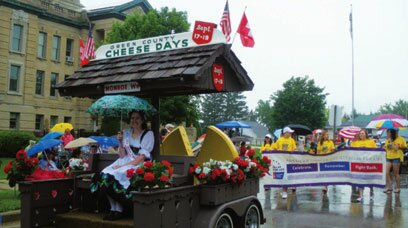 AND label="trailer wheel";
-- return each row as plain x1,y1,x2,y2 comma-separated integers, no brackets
215,212,234,228
244,204,260,228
